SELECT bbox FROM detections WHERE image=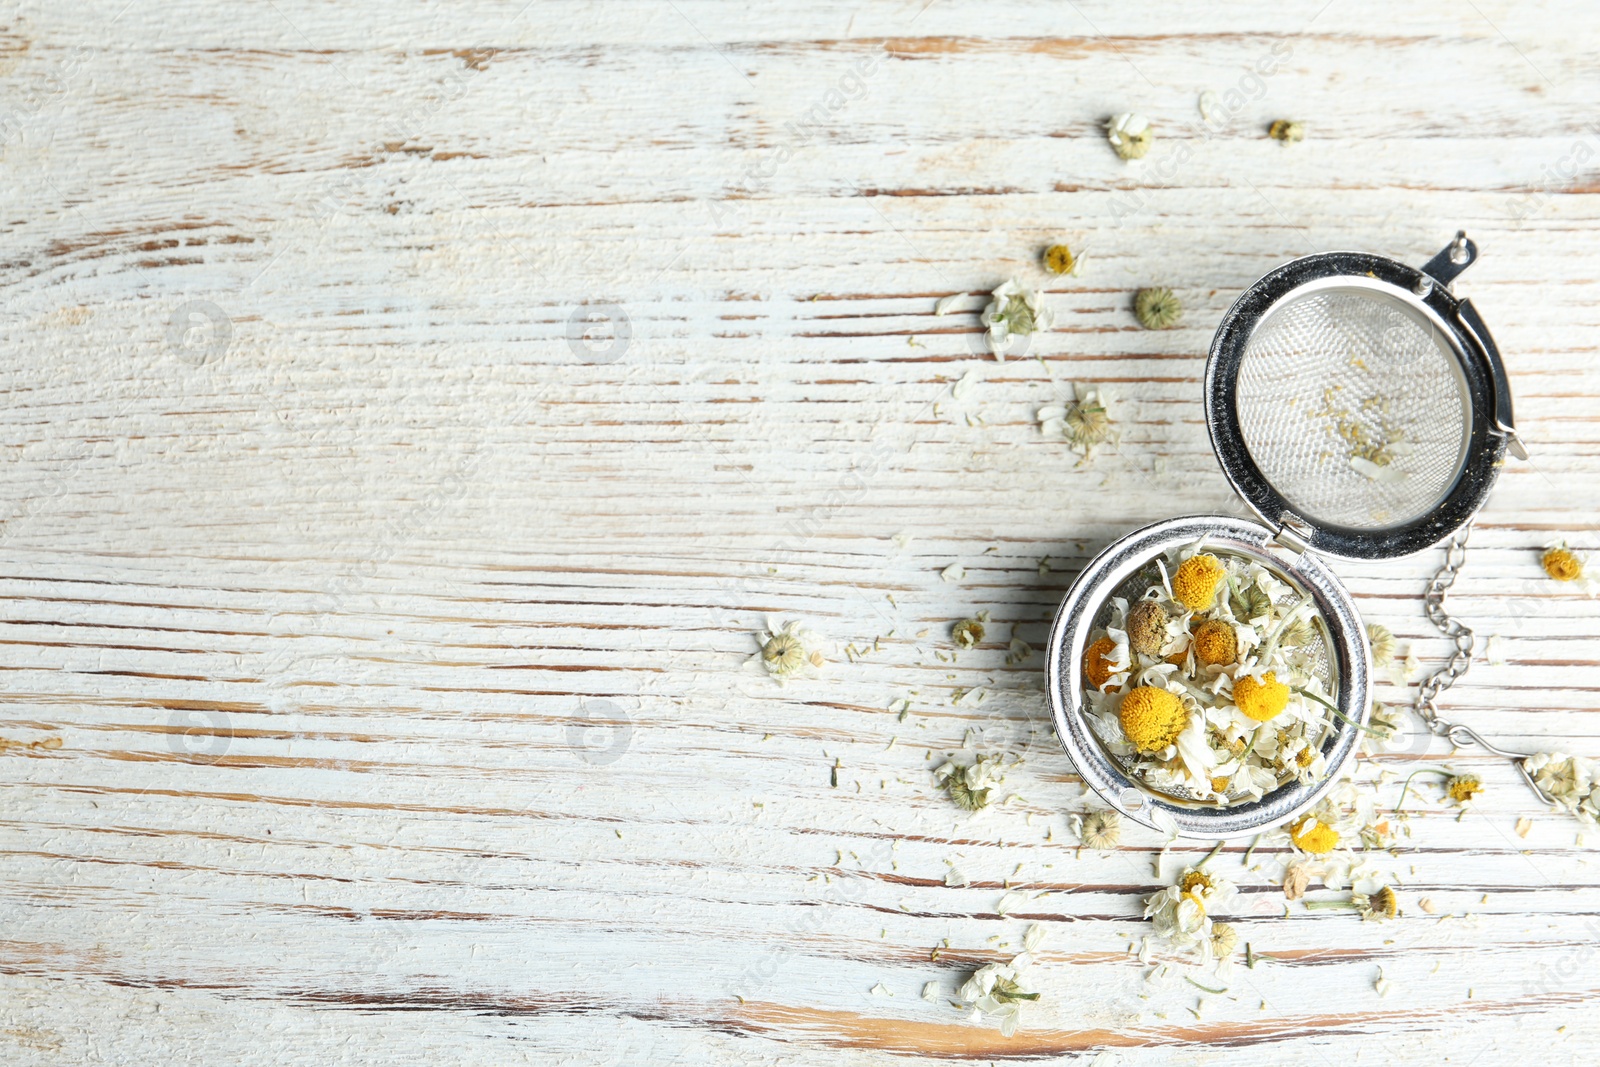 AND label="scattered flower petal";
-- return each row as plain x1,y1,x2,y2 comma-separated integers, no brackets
1107,112,1153,160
